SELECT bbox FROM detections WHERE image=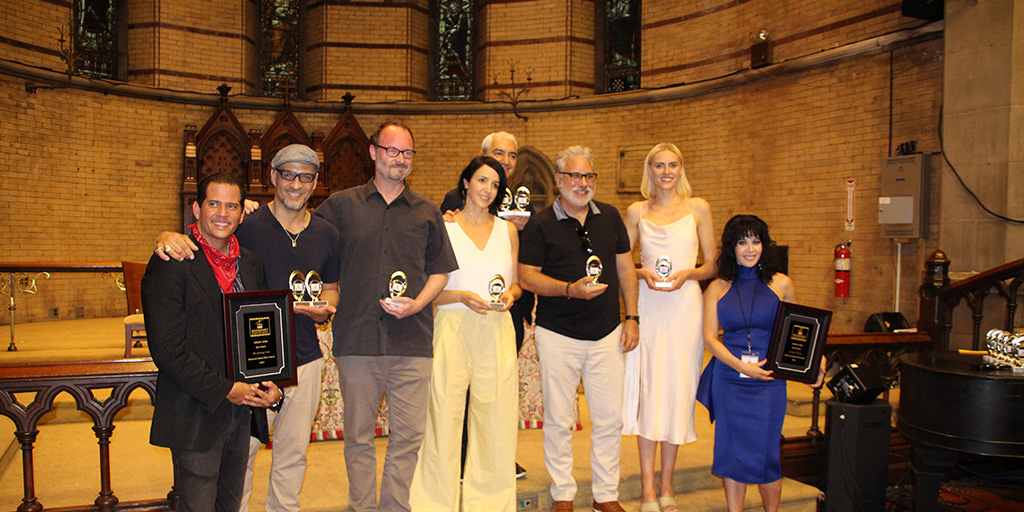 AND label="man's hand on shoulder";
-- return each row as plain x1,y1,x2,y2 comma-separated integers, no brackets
244,199,261,215
154,232,198,261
